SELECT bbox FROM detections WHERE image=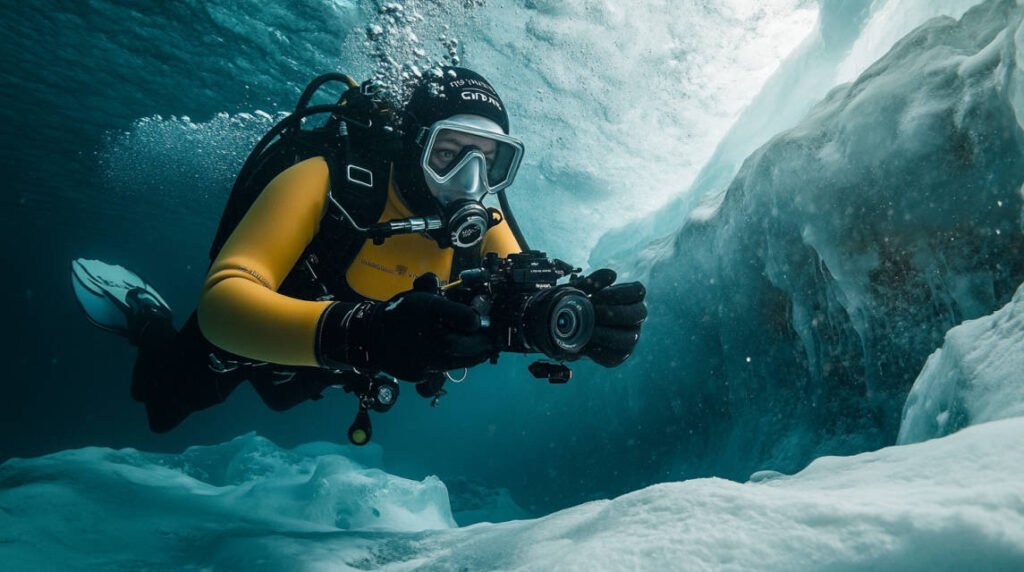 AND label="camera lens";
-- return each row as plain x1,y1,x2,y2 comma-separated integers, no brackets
547,294,592,352
554,307,578,338
523,287,595,358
